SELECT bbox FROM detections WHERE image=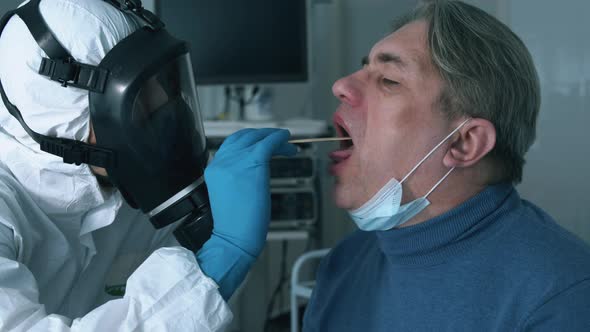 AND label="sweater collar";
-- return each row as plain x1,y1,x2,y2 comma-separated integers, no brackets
375,183,518,267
